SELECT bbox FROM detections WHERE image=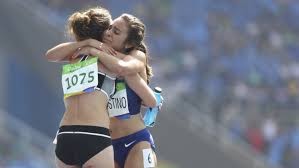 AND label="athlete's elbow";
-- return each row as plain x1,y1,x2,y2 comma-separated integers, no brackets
145,97,157,108
45,51,55,62
116,61,129,75
147,101,157,108
114,65,124,75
